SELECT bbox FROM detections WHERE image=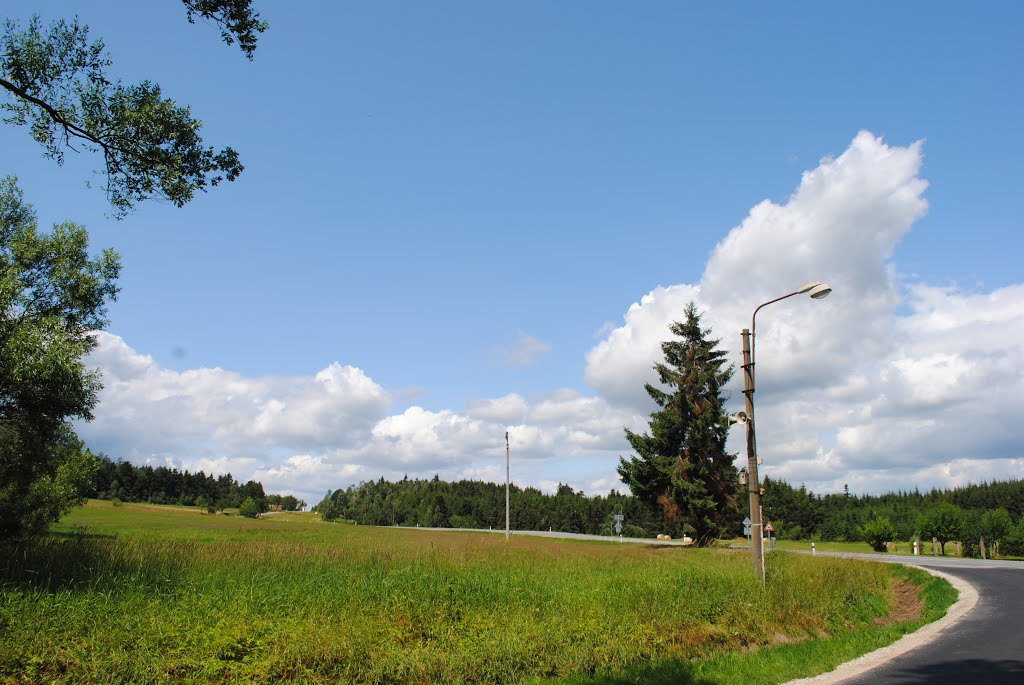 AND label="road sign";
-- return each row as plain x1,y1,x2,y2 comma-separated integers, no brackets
764,522,775,533
613,514,624,535
742,517,751,526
